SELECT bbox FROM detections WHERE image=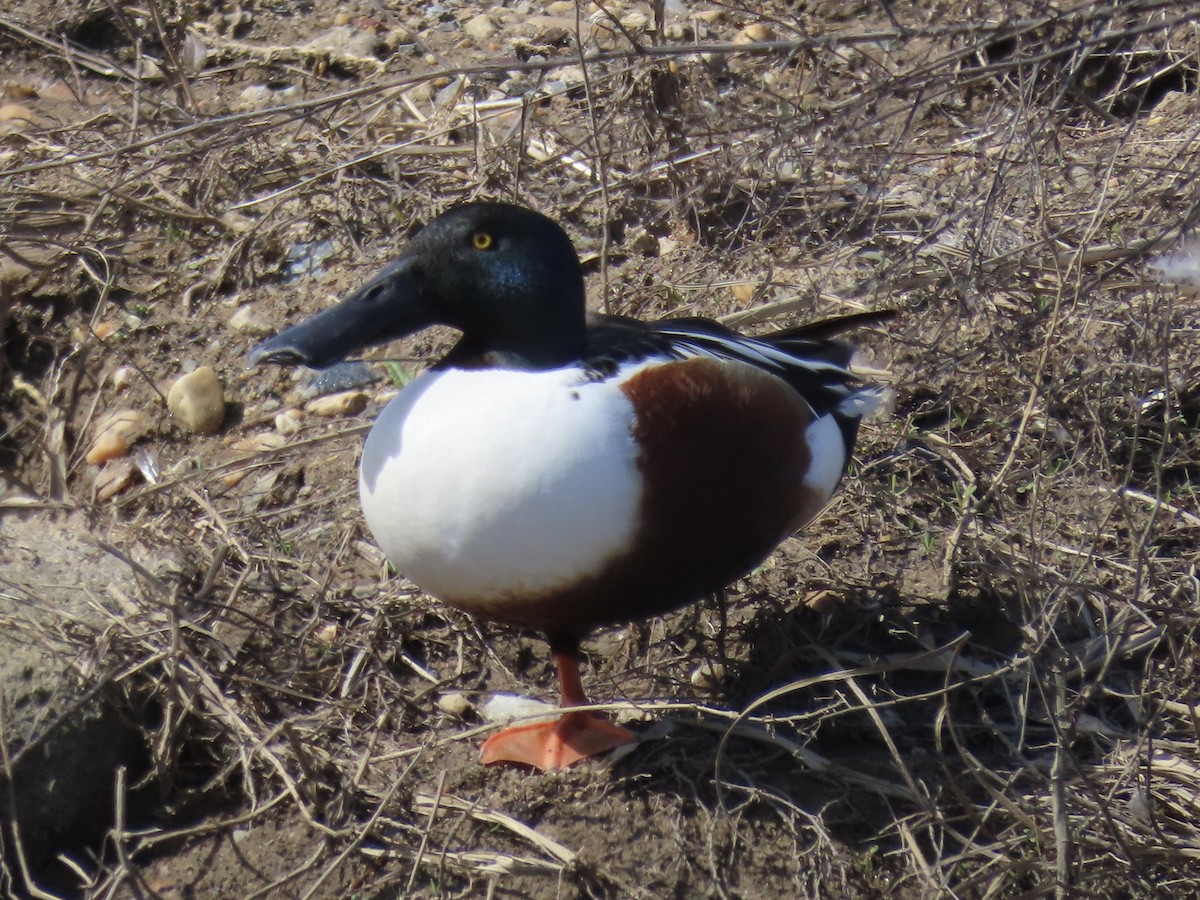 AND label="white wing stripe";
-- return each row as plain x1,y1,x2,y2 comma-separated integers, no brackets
656,327,853,378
